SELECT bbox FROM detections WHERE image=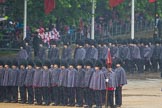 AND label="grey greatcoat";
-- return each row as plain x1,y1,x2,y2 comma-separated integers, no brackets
38,46,46,61
17,69,27,86
143,46,152,60
132,46,141,60
50,68,60,86
67,68,77,87
41,69,51,87
3,68,12,86
0,68,4,86
8,68,19,86
61,47,72,61
17,49,28,60
58,68,68,87
25,68,35,87
74,47,86,61
75,68,85,87
114,67,127,86
106,70,118,88
89,70,106,90
48,47,59,60
33,68,43,87
83,68,94,88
